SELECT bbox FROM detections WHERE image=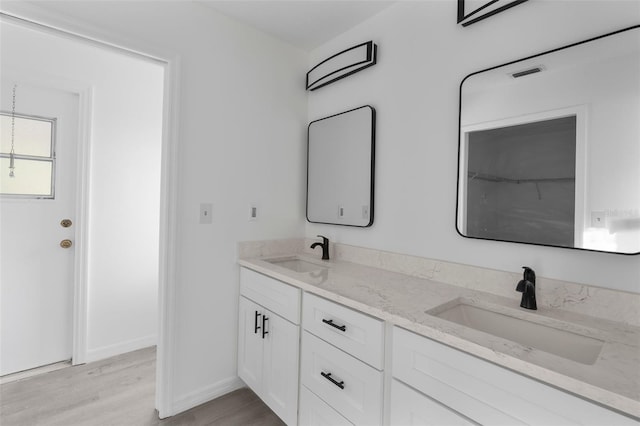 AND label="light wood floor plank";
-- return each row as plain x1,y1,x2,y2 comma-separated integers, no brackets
1,347,285,426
